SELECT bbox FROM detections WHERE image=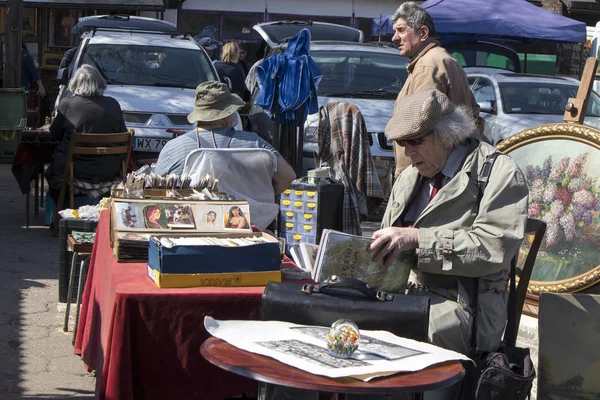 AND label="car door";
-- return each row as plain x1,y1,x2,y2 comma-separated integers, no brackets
471,76,502,144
